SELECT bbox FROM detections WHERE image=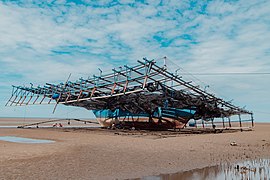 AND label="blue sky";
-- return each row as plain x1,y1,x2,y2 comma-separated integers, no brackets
0,0,269,122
